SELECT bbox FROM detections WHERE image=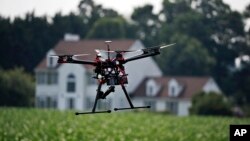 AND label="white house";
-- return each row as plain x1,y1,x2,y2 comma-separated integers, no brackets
35,37,162,111
131,76,221,116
